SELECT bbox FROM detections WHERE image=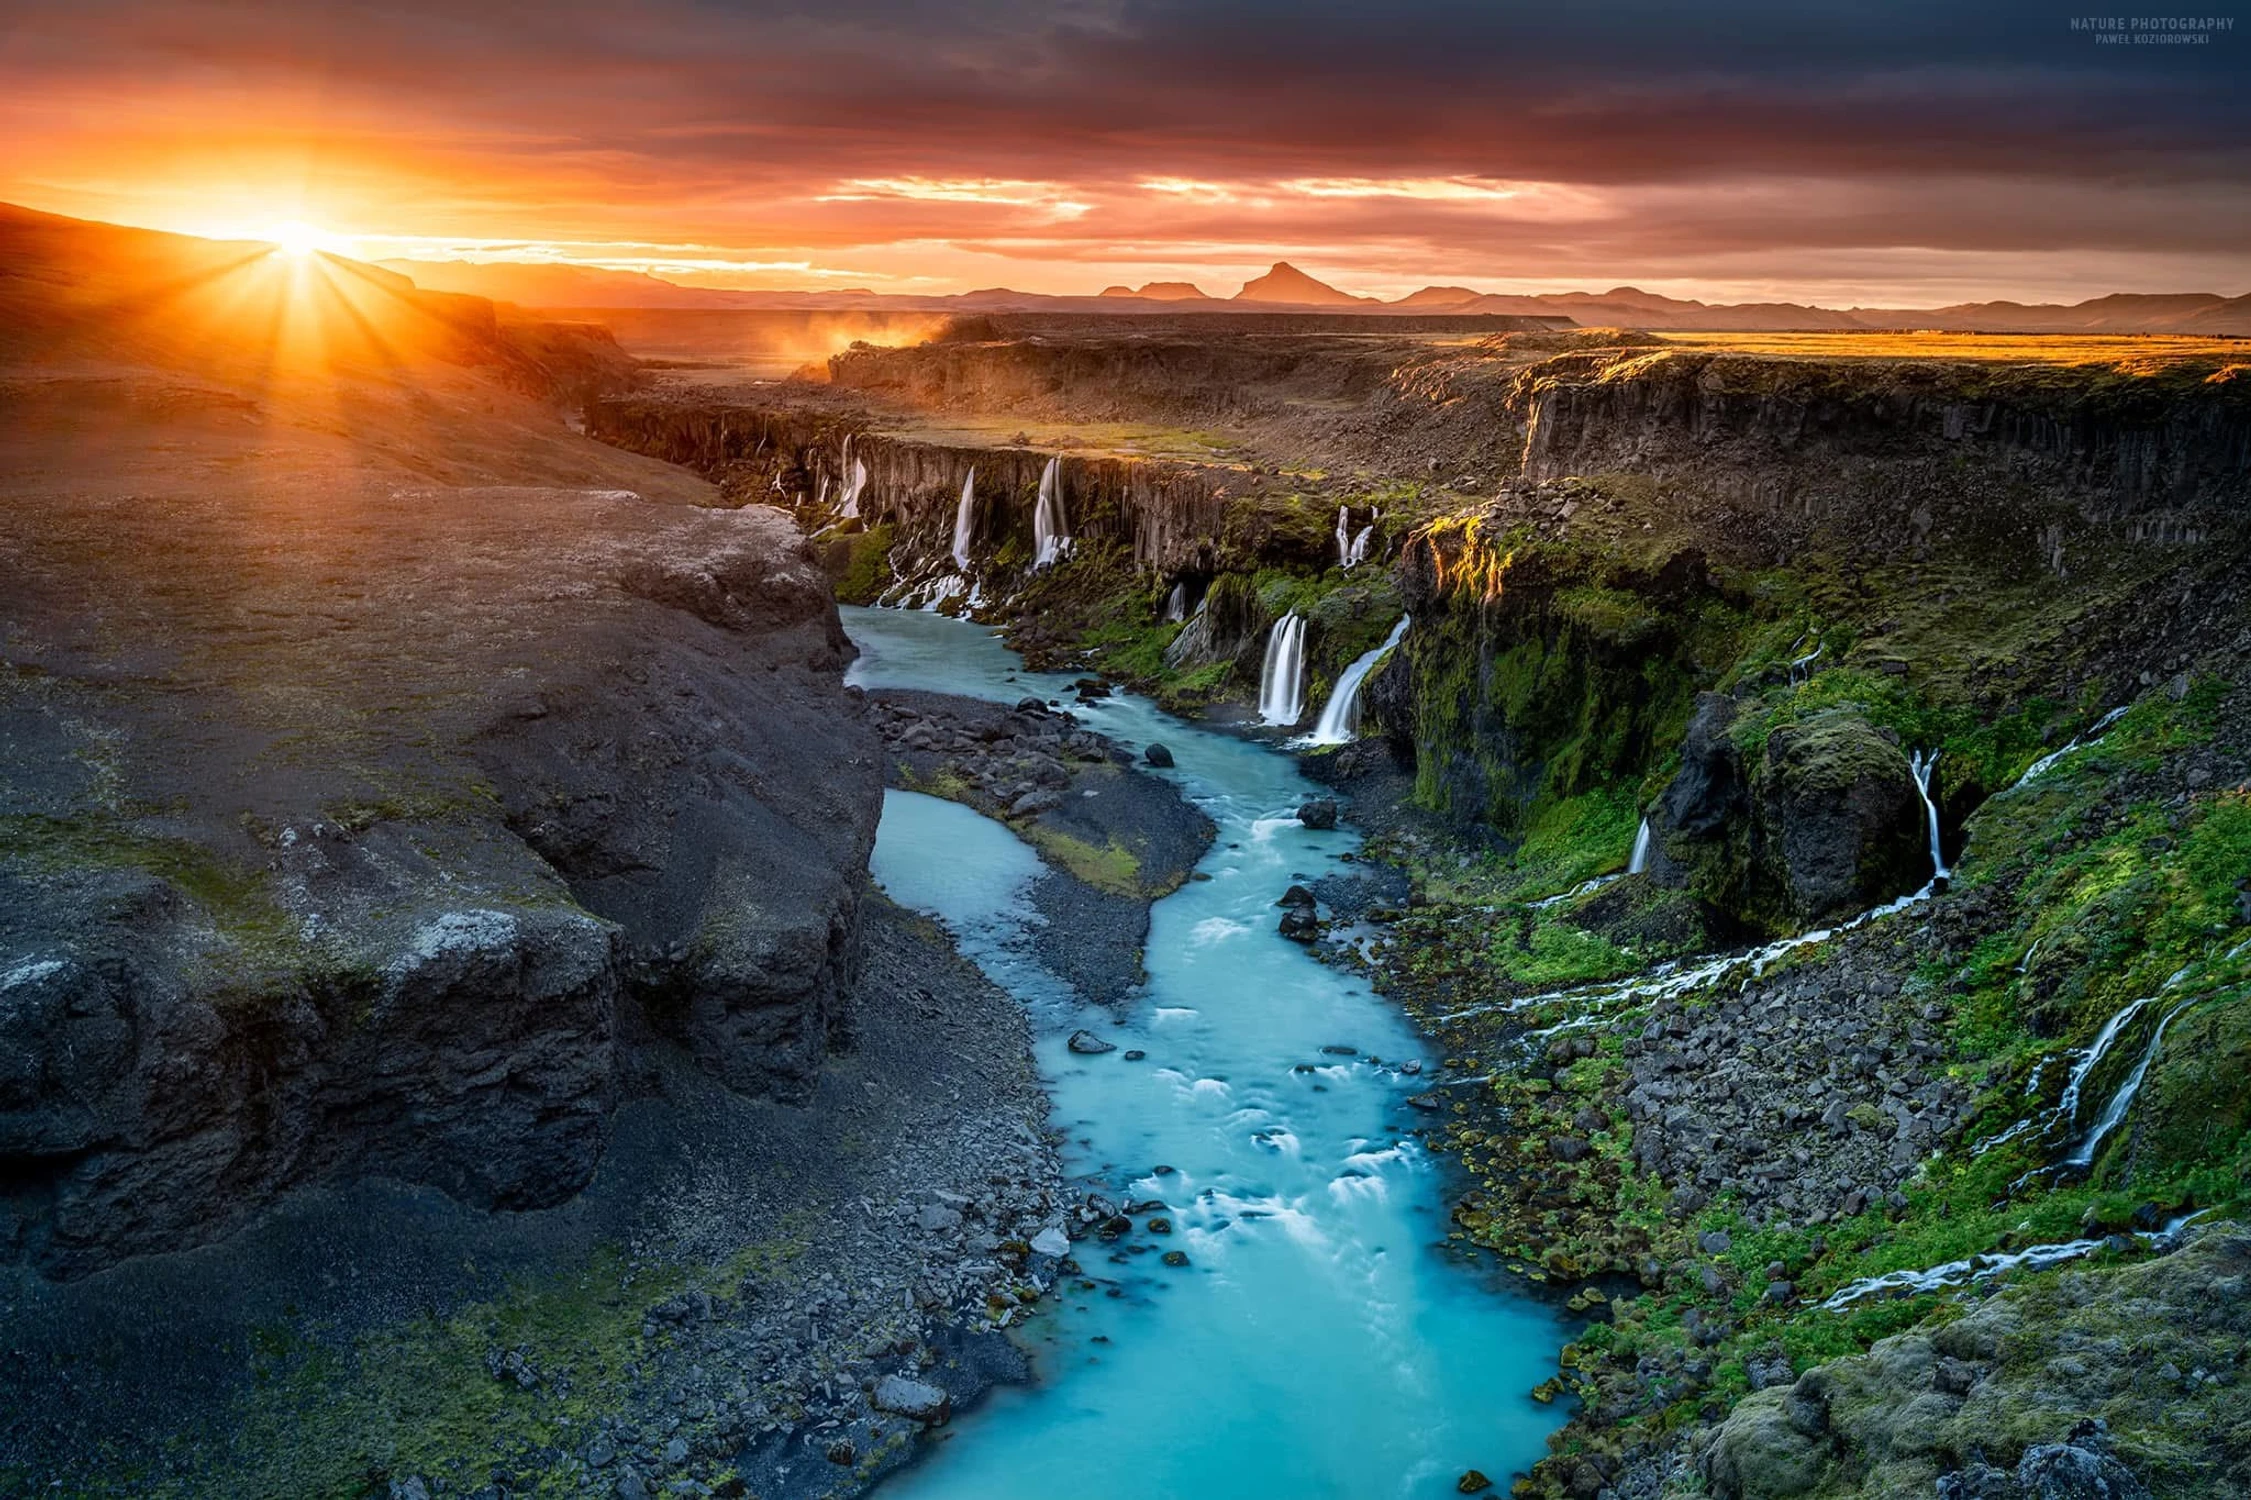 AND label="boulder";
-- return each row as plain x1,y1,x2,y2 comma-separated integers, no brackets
1755,710,1930,923
1067,1029,1117,1055
1648,702,1928,931
1699,1386,1827,1499
1144,742,1175,768
871,1374,951,1424
1296,797,1339,830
